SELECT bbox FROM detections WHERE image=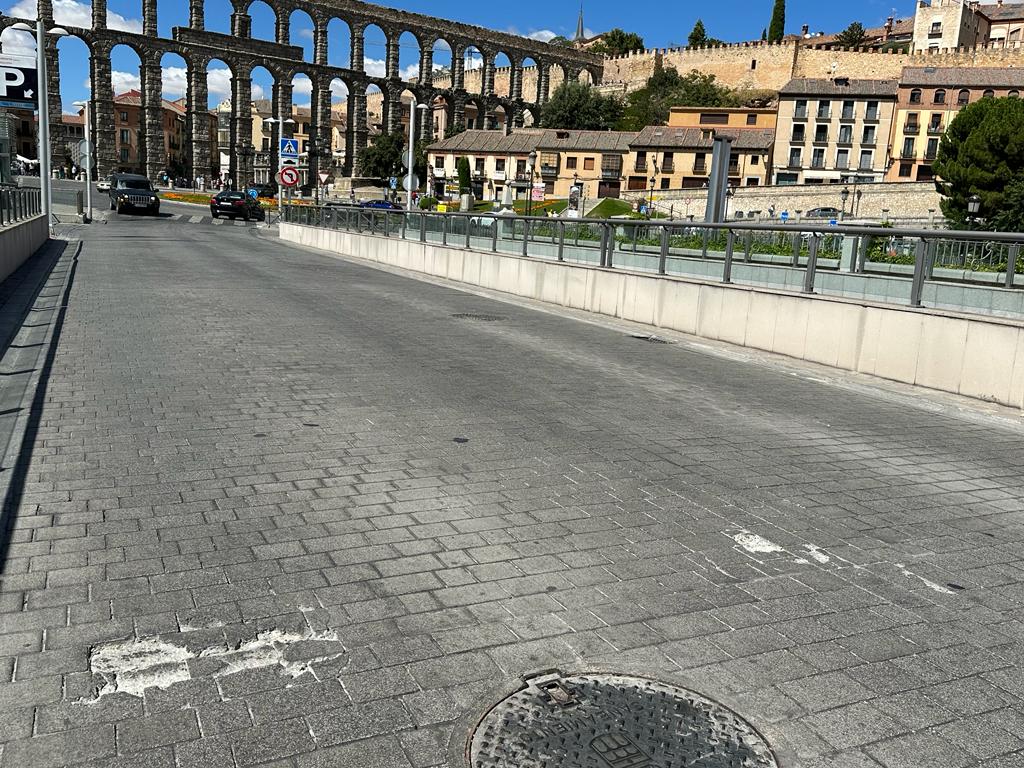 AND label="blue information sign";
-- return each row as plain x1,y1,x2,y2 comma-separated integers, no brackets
248,188,258,199
780,211,790,222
